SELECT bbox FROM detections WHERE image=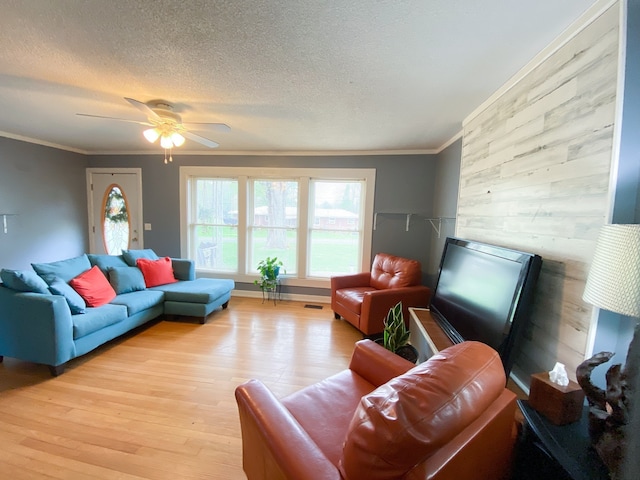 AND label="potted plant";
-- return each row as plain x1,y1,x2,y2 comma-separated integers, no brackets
254,256,283,291
380,301,418,363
